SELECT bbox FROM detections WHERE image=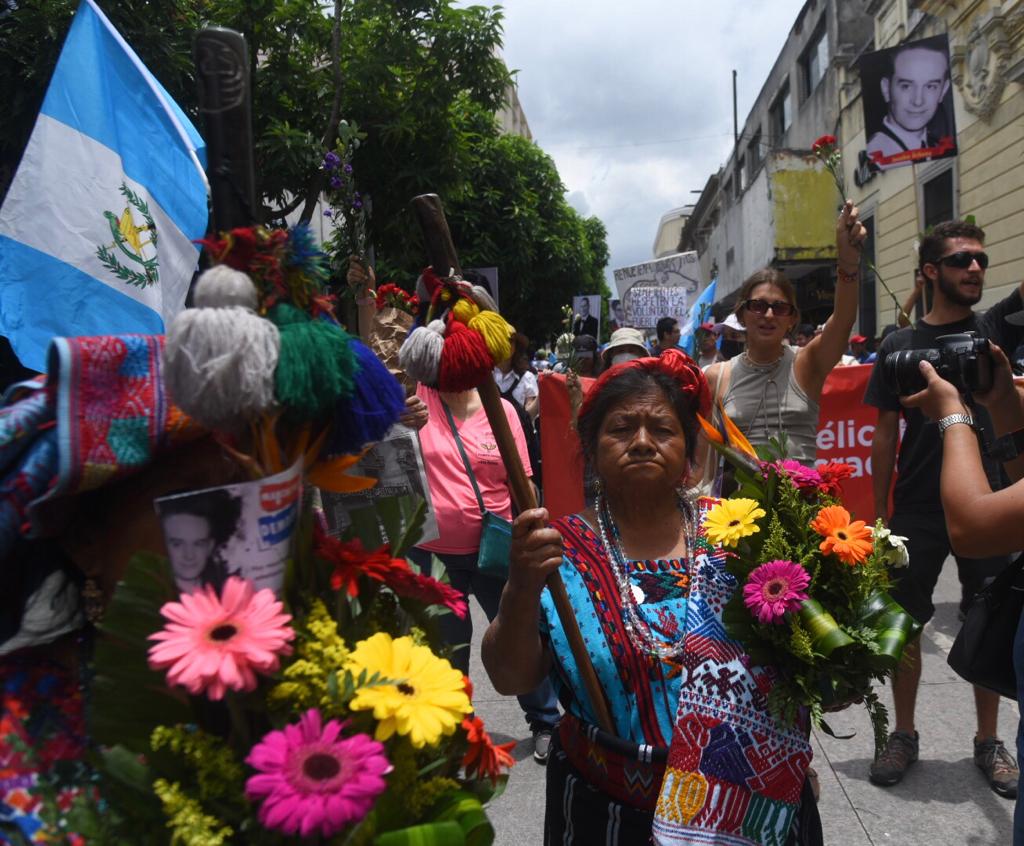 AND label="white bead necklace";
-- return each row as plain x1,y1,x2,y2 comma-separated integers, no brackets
595,494,695,660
